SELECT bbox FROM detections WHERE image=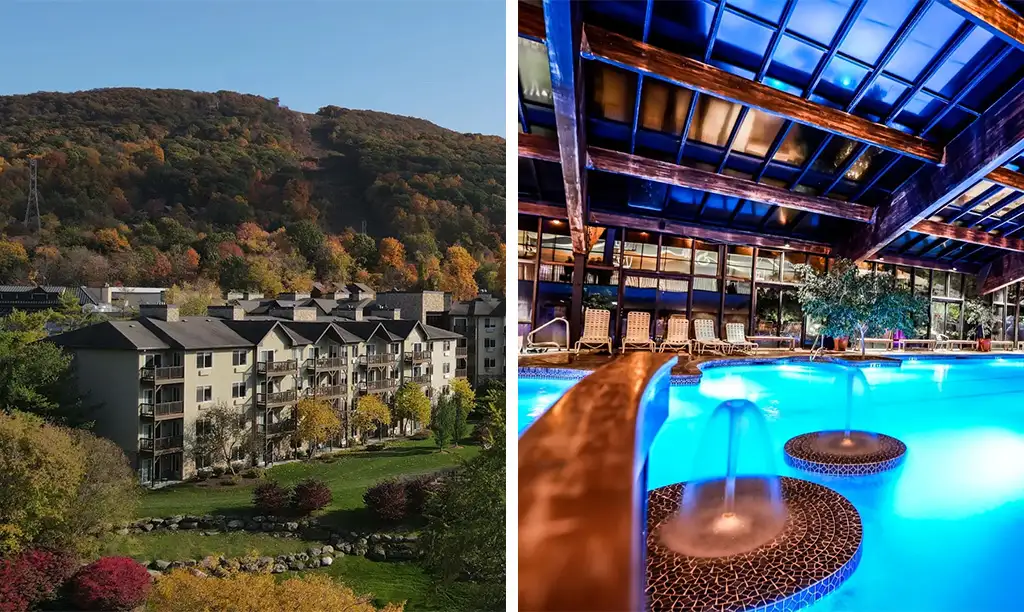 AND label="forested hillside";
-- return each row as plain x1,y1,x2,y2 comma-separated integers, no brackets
0,88,505,298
